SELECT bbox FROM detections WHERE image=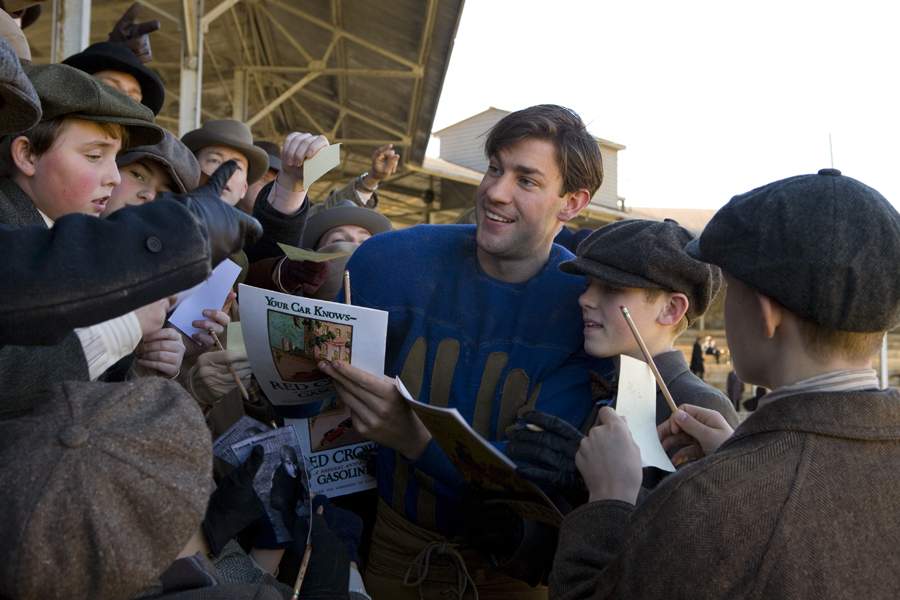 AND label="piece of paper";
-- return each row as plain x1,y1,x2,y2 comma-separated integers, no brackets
238,283,388,406
303,143,341,188
227,321,246,356
616,355,675,472
277,242,352,263
169,259,241,337
213,415,271,466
